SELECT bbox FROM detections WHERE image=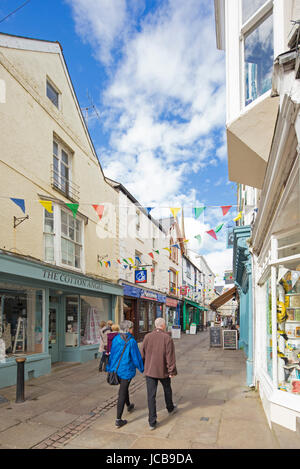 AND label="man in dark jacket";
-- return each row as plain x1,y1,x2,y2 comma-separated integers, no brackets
141,317,177,430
